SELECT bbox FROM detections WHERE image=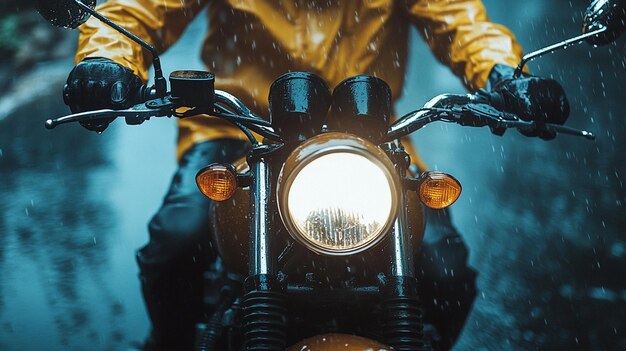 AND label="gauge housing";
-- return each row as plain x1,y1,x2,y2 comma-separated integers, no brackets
328,75,392,143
